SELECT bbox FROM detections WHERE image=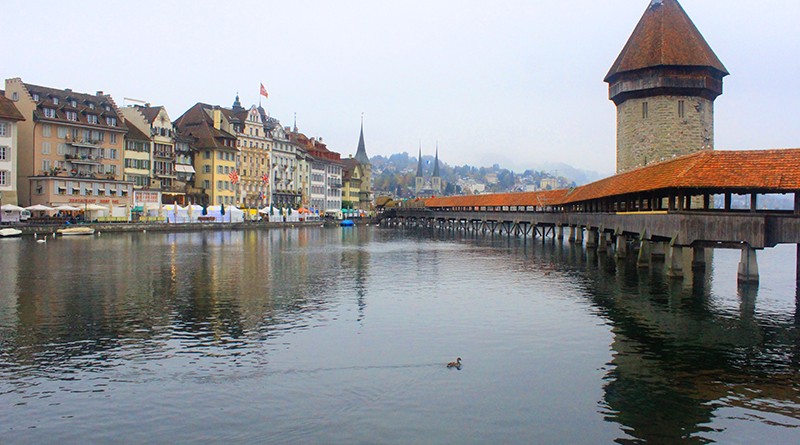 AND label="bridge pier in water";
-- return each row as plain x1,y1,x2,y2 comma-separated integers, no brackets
738,246,760,284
